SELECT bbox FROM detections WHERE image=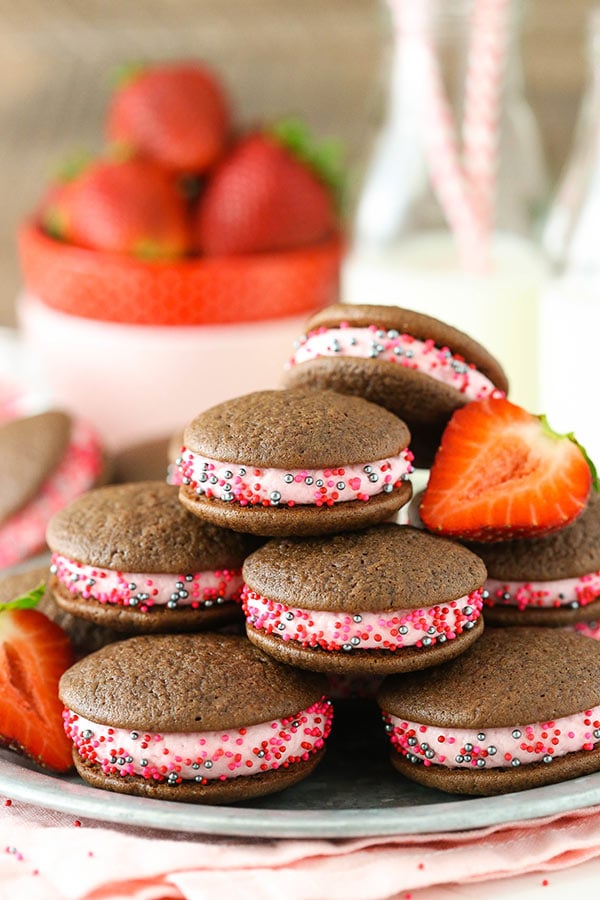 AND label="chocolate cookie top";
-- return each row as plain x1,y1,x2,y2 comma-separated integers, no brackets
0,411,72,522
301,304,509,392
60,633,327,731
465,491,600,581
183,389,410,469
47,481,256,573
243,523,486,612
378,627,600,727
